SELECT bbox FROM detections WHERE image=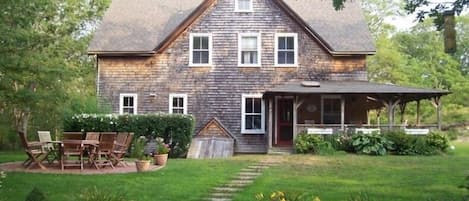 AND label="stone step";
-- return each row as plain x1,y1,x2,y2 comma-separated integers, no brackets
204,198,232,201
223,182,250,188
233,175,257,180
211,193,233,198
229,179,254,184
213,187,241,193
240,167,263,172
247,165,270,169
238,172,262,176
